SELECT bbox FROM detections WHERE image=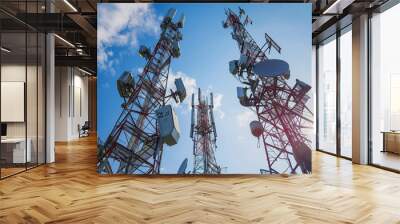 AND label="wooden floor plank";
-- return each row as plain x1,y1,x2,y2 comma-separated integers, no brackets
0,134,400,223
